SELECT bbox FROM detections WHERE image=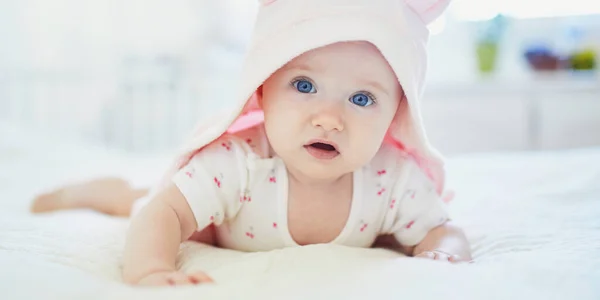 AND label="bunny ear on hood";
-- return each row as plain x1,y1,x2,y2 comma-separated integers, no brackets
404,0,451,24
259,0,450,24
152,0,452,198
